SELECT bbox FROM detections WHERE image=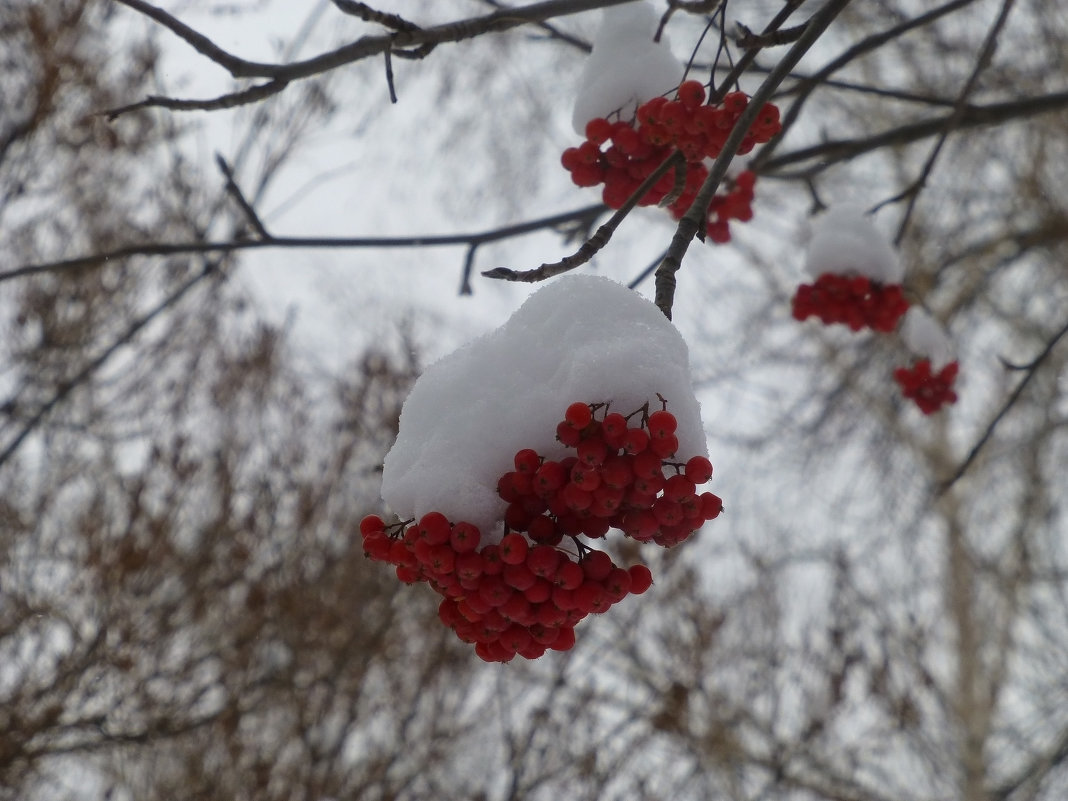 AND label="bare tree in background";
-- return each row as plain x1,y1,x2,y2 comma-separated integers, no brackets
2,1,1067,800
